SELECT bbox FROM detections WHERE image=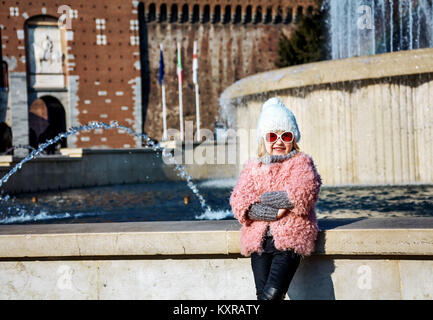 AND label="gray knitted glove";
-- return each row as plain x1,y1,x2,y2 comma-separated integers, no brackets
247,203,278,221
260,191,294,209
